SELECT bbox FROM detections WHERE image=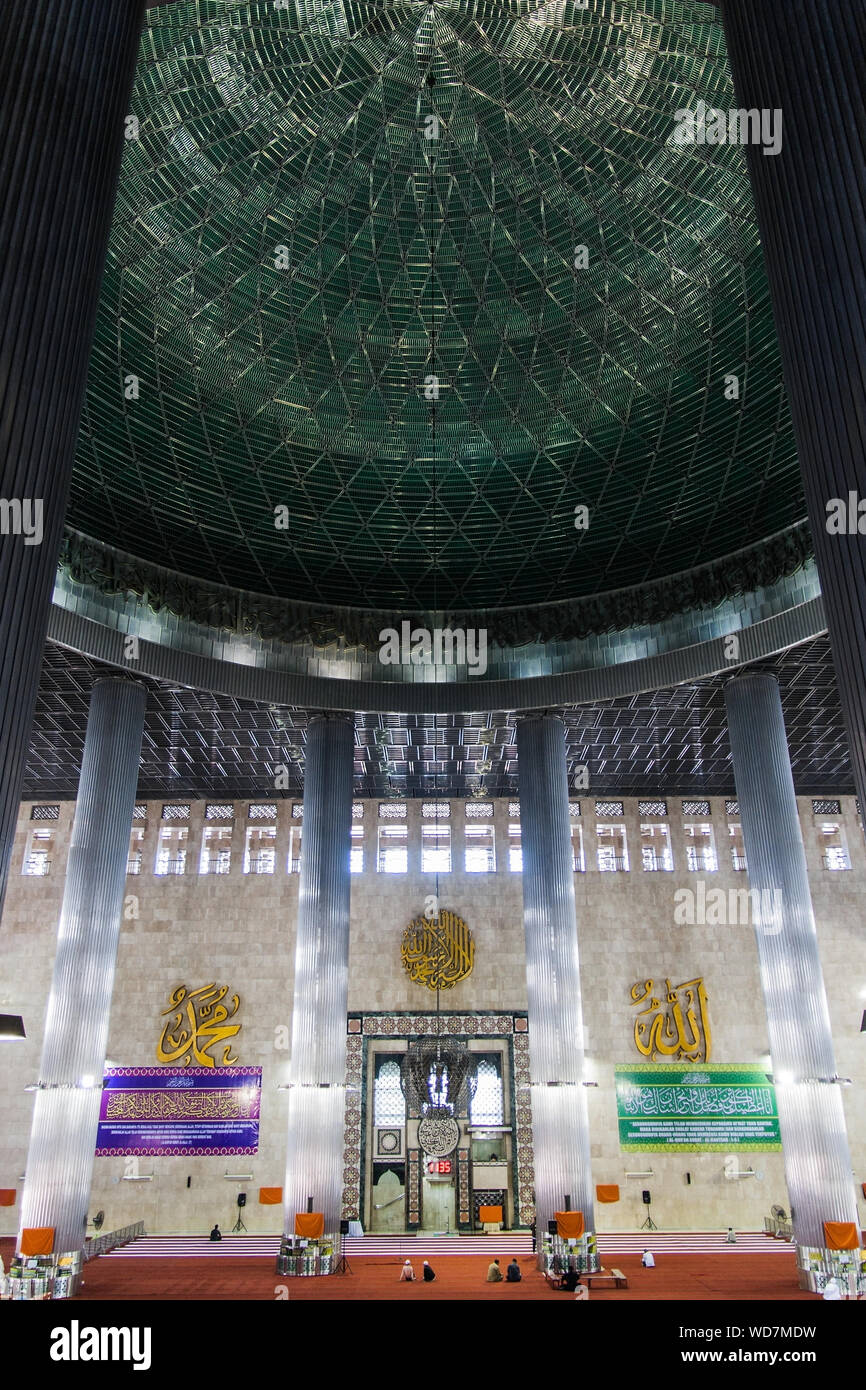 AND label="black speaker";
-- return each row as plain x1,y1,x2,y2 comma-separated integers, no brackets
237,1192,247,1208
685,1172,691,1185
339,1219,349,1235
547,1220,558,1236
186,1176,191,1188
642,1190,651,1205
